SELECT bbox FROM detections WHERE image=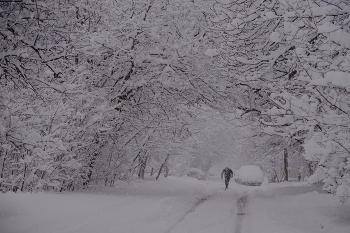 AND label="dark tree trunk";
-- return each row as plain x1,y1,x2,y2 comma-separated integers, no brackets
284,148,288,181
0,155,6,179
21,163,27,192
84,153,97,187
156,154,170,180
138,156,148,179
